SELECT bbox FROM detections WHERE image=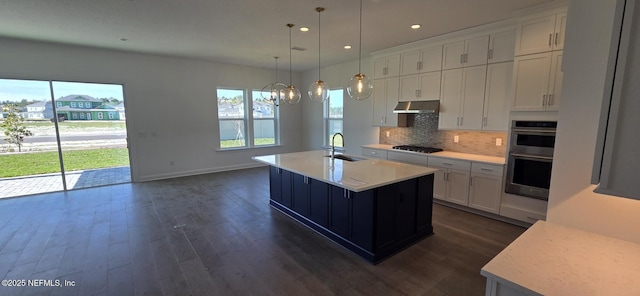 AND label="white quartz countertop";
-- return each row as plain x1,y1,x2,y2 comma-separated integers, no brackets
362,144,506,165
252,150,439,192
481,220,640,296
